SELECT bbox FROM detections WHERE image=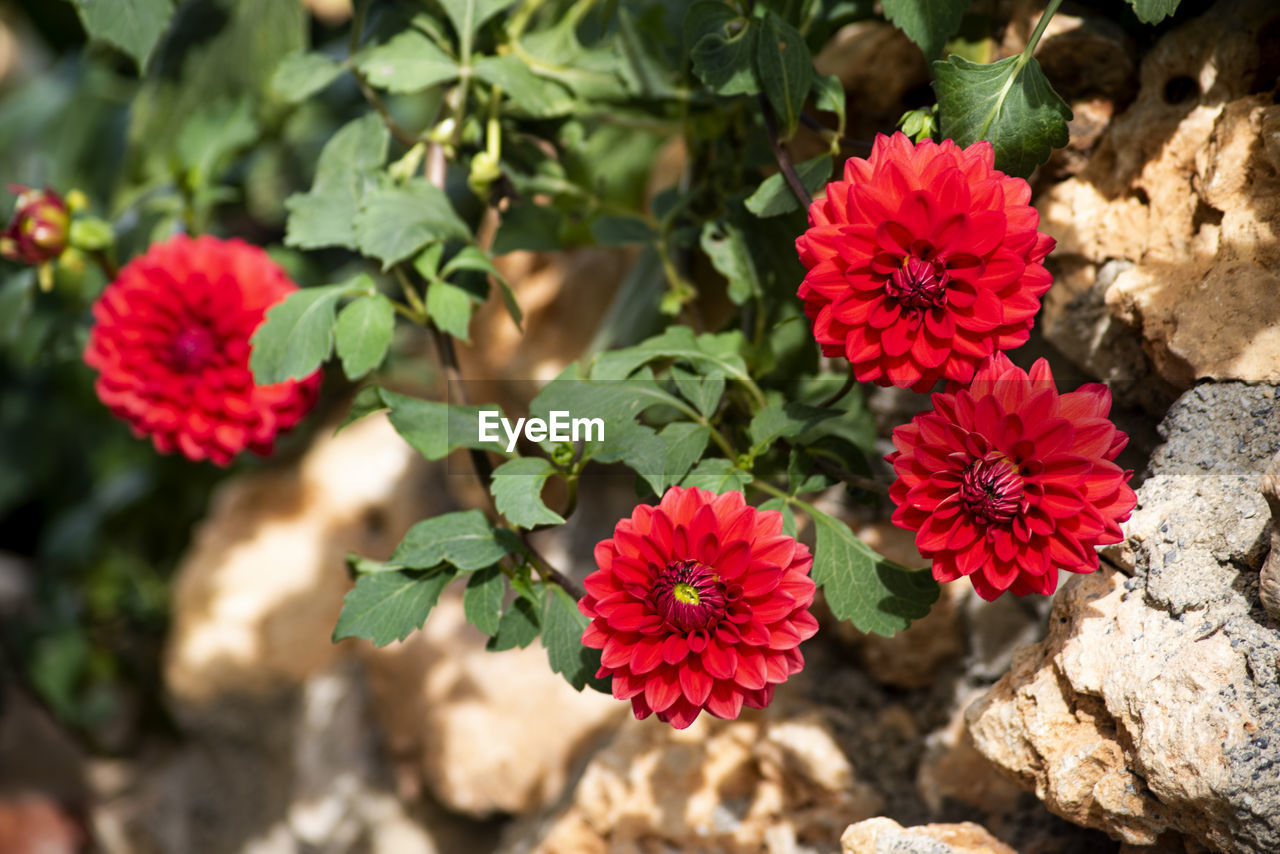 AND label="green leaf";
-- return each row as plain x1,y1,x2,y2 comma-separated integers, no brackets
391,509,520,571
755,12,812,139
463,565,505,635
1126,0,1180,24
491,457,565,528
336,385,389,434
542,586,609,692
757,497,797,537
811,73,846,134
250,280,361,384
354,178,471,268
334,293,395,379
486,596,541,651
748,401,838,452
440,245,522,329
933,53,1072,178
69,0,175,72
671,366,724,418
285,114,390,250
272,50,344,102
653,422,710,492
333,568,455,646
745,154,831,217
700,219,761,305
354,30,458,93
347,555,404,574
681,458,751,494
615,7,677,99
426,280,479,342
590,327,750,386
686,1,759,95
591,215,656,246
491,202,563,254
378,389,510,459
807,506,939,636
473,55,575,118
174,98,259,187
882,0,969,61
438,0,515,48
